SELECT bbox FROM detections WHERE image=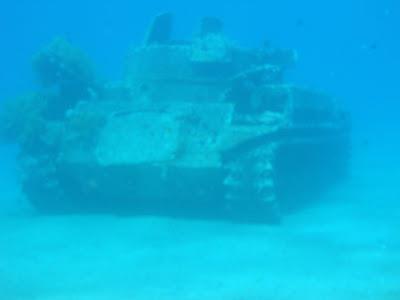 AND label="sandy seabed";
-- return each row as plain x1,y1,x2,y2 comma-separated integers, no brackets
0,159,399,300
